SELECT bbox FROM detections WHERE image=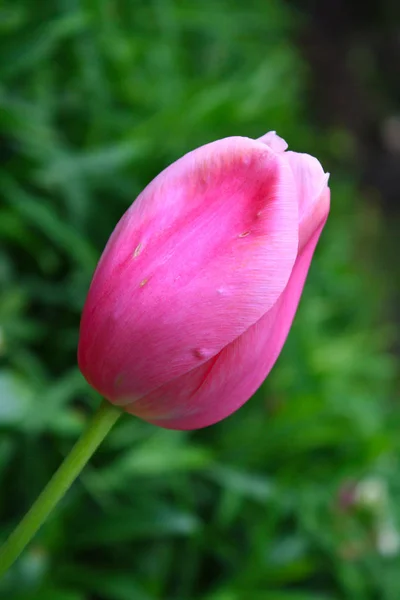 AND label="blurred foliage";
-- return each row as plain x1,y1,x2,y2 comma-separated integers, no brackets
0,0,398,599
